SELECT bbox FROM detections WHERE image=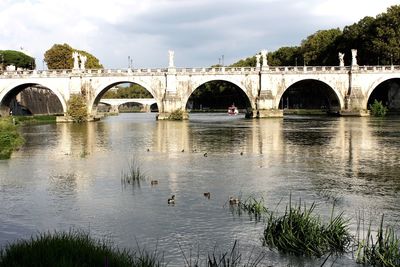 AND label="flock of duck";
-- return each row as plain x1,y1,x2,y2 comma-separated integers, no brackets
165,193,240,206
147,148,243,206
